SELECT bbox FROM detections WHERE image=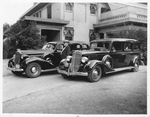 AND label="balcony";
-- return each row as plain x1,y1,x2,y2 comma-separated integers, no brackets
94,5,147,28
